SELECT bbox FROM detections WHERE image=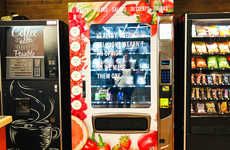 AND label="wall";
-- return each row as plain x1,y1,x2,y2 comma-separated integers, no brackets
0,0,6,17
5,0,230,22
6,0,69,23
